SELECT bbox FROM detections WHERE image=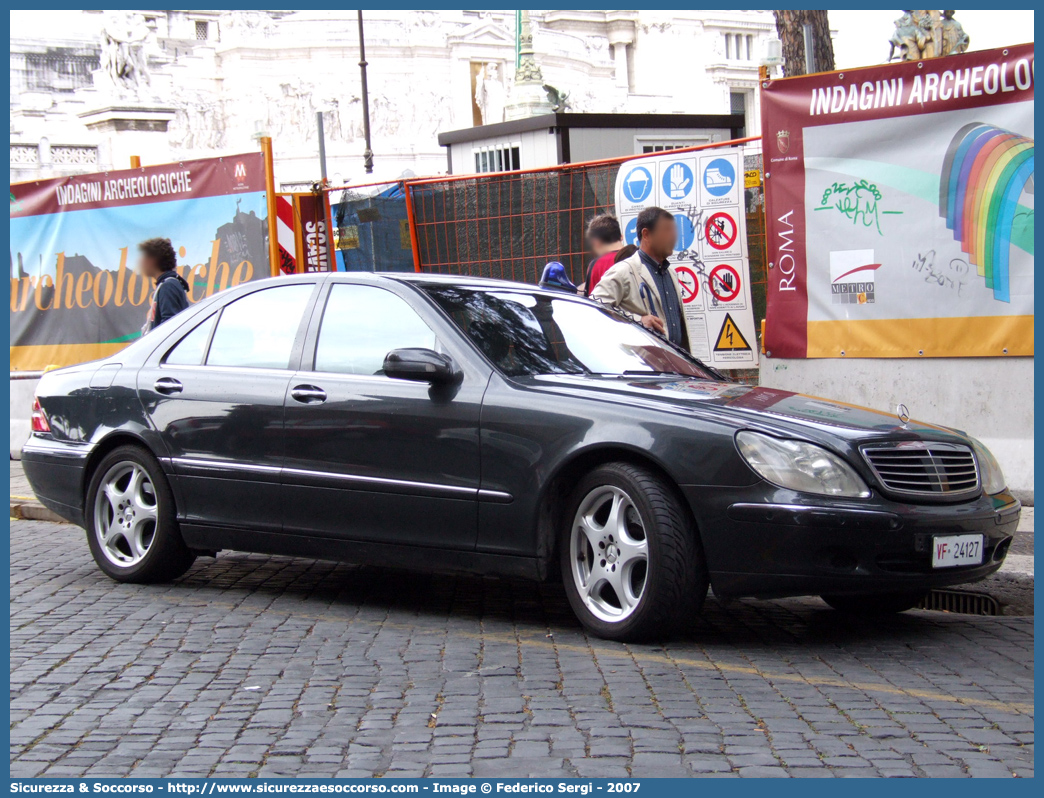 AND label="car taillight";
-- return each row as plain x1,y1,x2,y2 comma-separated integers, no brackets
31,398,51,433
